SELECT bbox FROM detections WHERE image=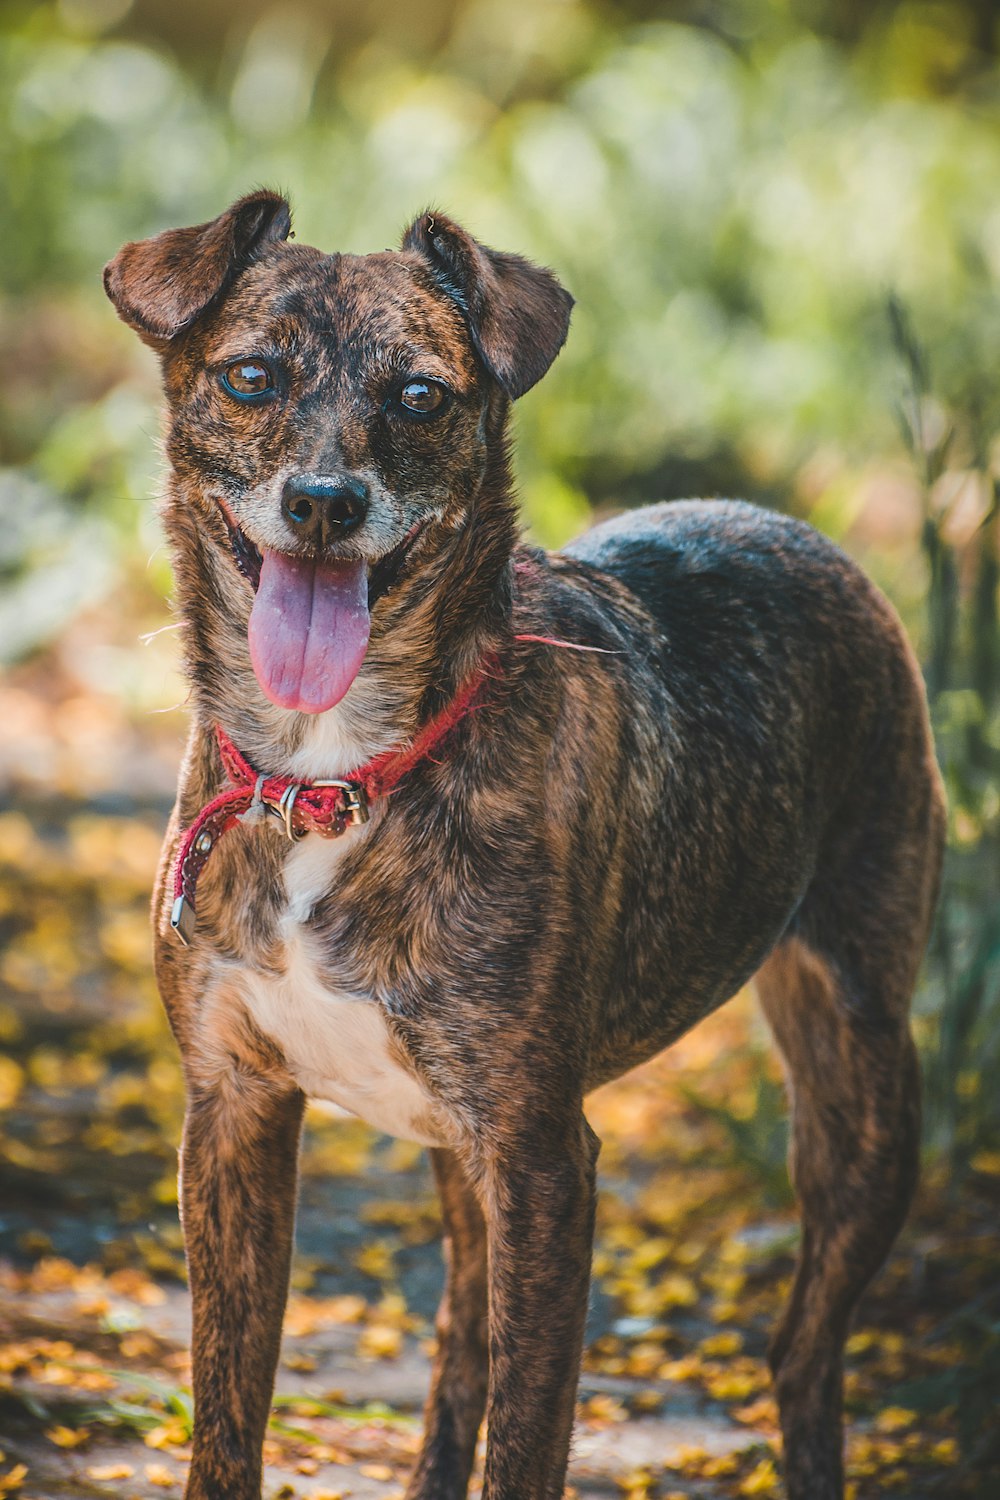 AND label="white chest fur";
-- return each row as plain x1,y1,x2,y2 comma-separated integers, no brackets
218,705,449,1148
